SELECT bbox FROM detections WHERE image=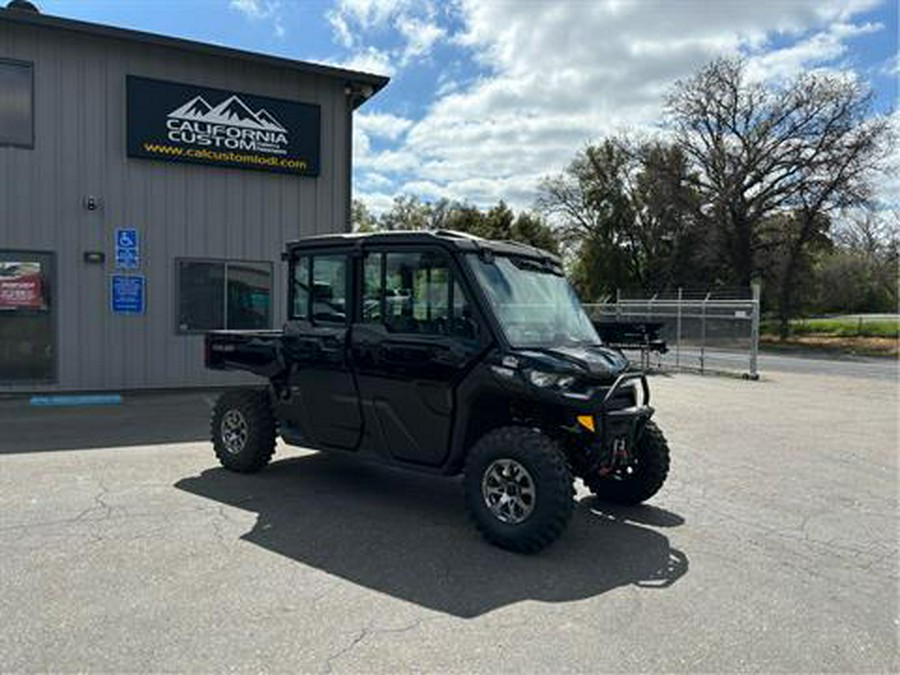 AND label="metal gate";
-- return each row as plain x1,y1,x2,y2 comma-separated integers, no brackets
583,284,761,379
